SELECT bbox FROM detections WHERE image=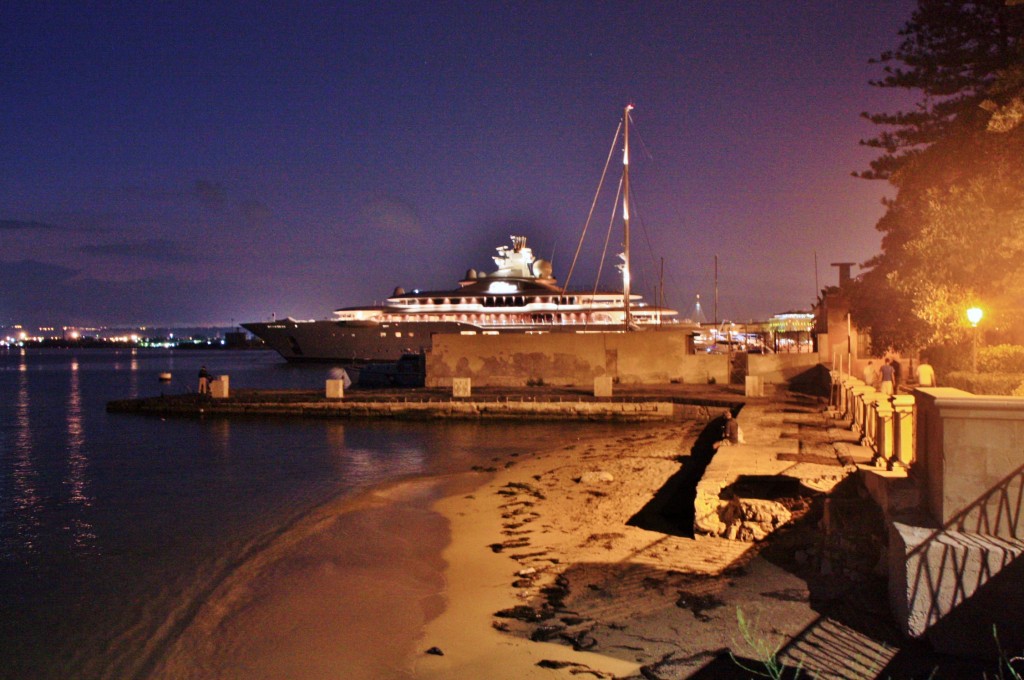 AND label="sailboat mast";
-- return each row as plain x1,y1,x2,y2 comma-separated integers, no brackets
622,104,633,329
